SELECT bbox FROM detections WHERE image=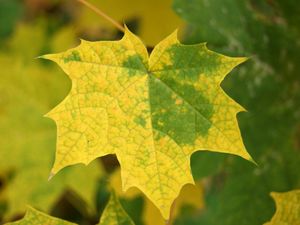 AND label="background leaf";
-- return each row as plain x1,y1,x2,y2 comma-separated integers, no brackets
97,192,135,225
4,207,76,225
0,23,103,221
264,190,300,225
